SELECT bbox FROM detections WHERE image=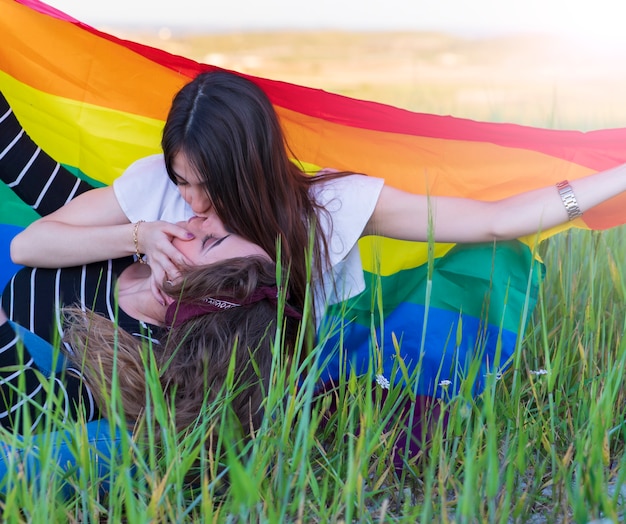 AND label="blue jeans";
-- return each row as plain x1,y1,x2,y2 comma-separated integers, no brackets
0,420,127,498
